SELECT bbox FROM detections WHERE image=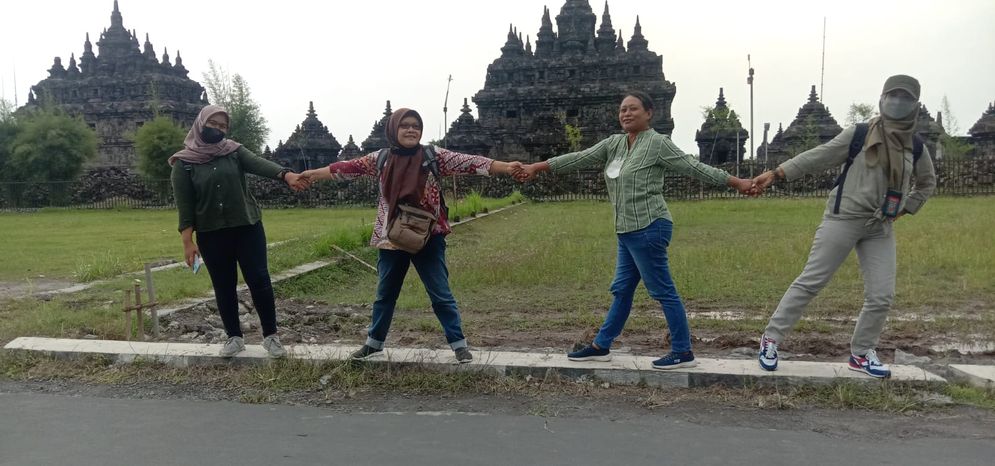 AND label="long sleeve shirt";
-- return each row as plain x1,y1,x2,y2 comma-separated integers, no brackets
171,147,285,233
327,146,493,249
547,130,732,233
779,125,937,219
